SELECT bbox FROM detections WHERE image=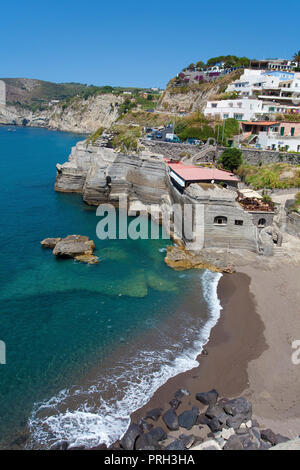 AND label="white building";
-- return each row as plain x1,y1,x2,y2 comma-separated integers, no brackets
226,69,294,97
257,131,300,152
0,80,6,106
204,98,264,121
